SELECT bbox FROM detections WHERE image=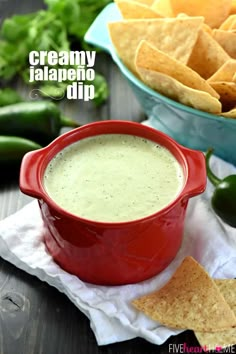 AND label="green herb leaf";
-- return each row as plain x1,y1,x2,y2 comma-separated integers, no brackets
0,88,23,107
90,73,109,106
1,13,37,42
45,0,81,36
0,0,111,105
